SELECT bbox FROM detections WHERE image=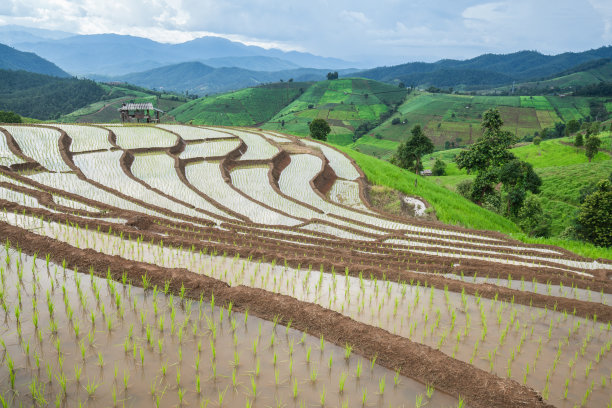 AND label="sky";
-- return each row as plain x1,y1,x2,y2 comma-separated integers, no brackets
0,0,611,66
